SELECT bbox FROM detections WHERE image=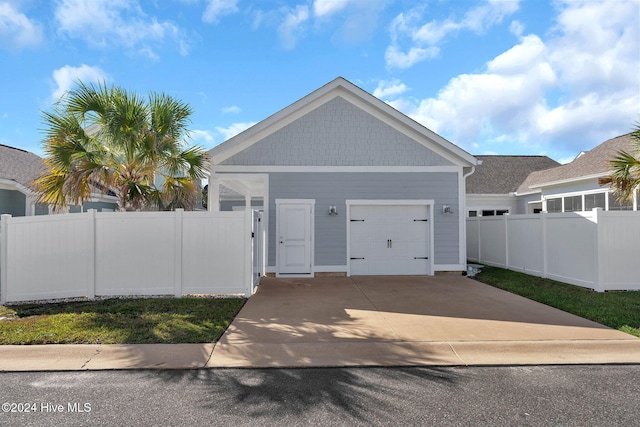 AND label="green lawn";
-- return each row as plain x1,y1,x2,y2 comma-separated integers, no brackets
0,297,245,345
474,265,640,338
